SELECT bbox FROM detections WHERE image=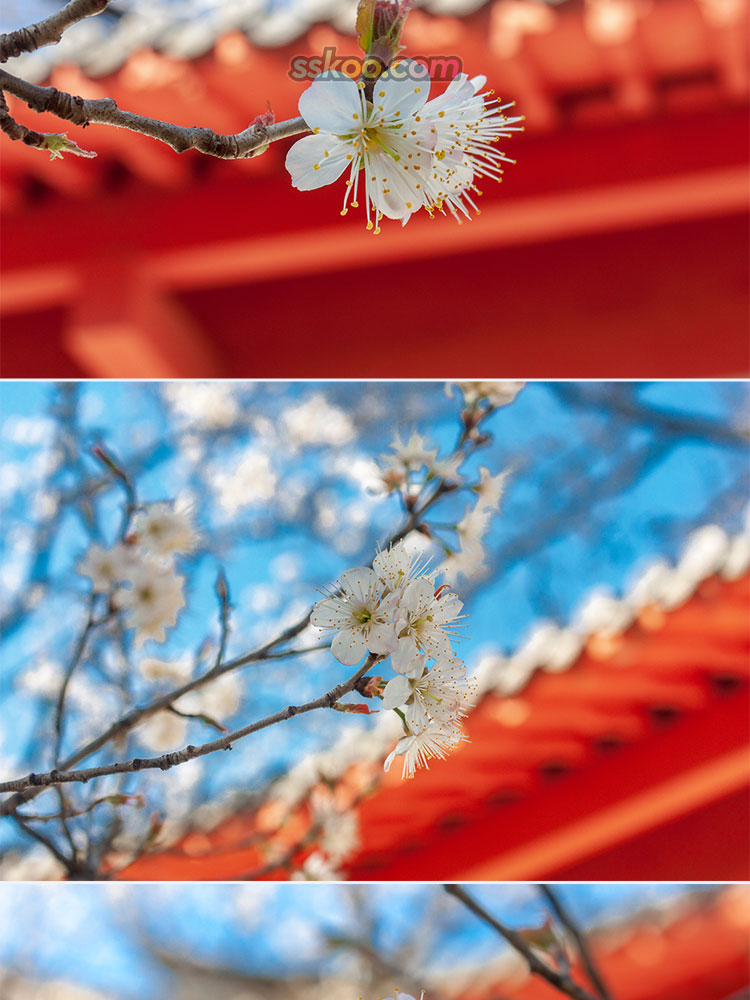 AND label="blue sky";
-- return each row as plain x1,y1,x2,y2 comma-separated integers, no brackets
1,381,748,858
0,881,718,994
